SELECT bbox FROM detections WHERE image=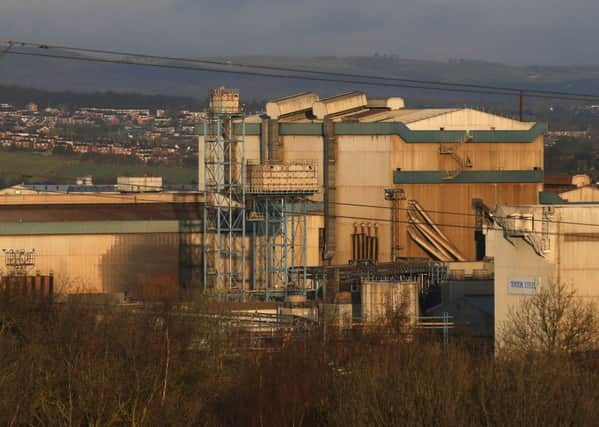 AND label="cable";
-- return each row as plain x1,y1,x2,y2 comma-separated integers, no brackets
13,169,599,230
323,200,599,230
4,38,599,101
0,41,13,59
9,178,598,238
2,40,598,231
0,50,527,99
3,49,599,103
